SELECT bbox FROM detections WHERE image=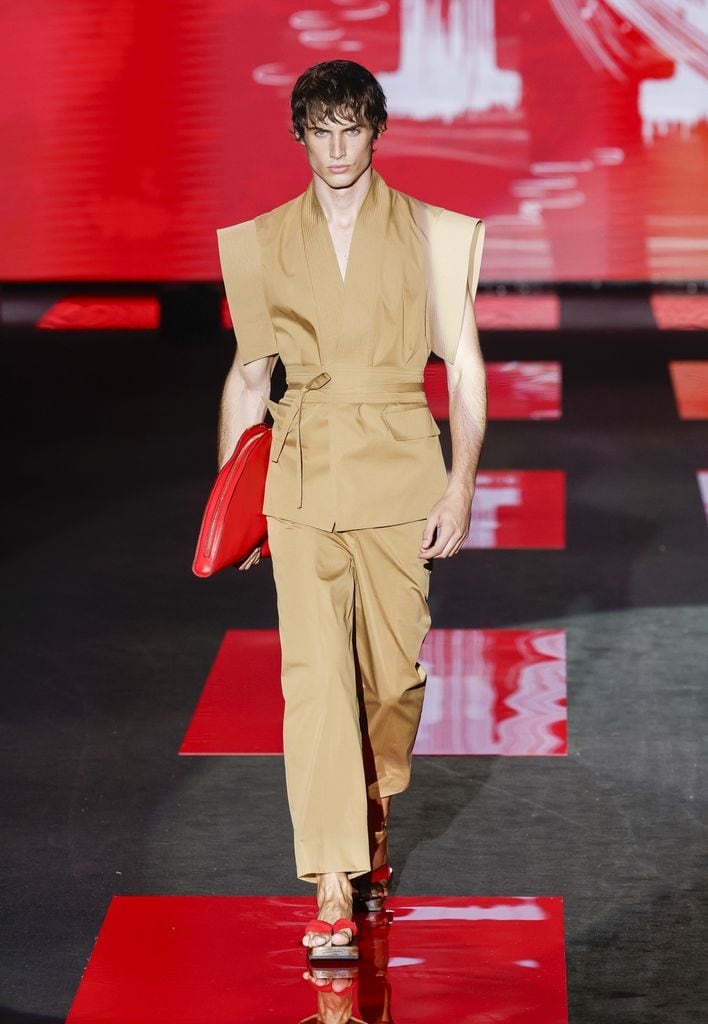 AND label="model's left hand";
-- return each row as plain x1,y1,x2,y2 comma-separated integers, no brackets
419,486,473,559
